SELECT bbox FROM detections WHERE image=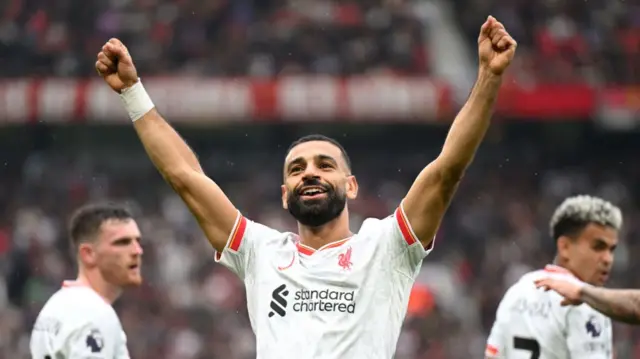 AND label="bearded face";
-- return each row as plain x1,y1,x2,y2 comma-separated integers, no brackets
286,177,347,227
